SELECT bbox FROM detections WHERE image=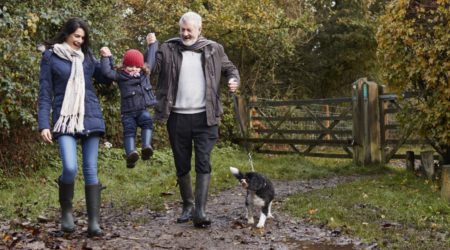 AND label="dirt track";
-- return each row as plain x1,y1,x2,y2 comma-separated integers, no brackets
1,176,377,250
